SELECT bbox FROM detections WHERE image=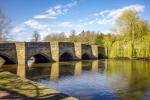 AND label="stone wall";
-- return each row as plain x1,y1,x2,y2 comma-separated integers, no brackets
0,43,17,64
0,42,107,64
